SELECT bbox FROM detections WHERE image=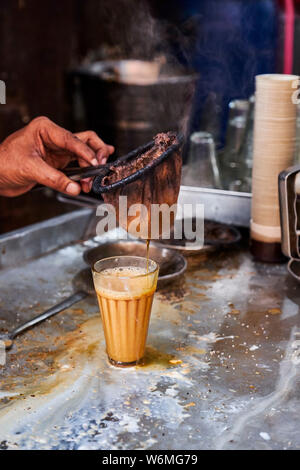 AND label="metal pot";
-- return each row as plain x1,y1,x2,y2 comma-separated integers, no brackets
68,60,198,156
